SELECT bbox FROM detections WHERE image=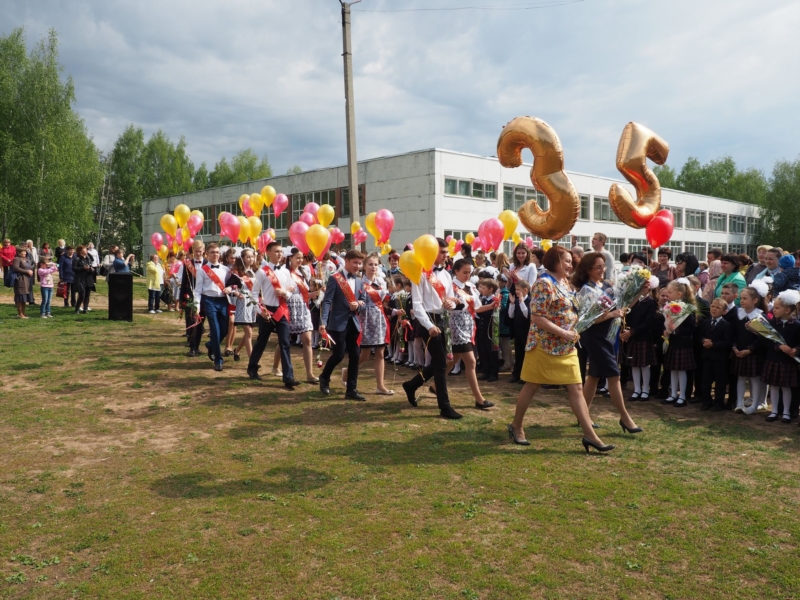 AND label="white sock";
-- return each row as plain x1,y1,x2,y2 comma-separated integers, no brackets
782,387,792,416
770,386,781,415
737,377,747,406
678,371,687,399
451,360,462,374
641,366,651,393
631,367,642,393
670,371,679,398
750,377,763,408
